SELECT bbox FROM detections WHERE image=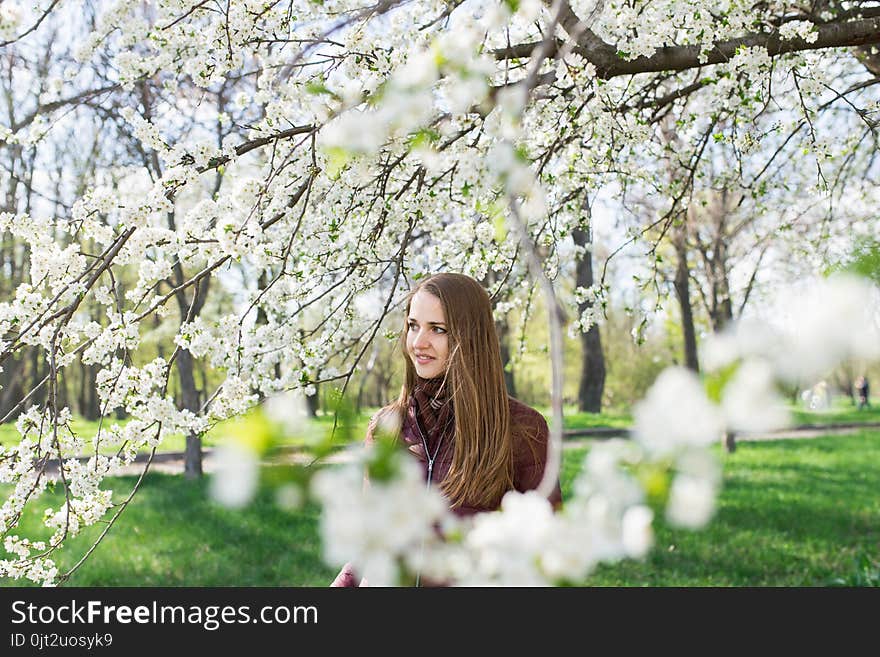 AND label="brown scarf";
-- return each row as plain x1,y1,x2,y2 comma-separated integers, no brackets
411,376,454,458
